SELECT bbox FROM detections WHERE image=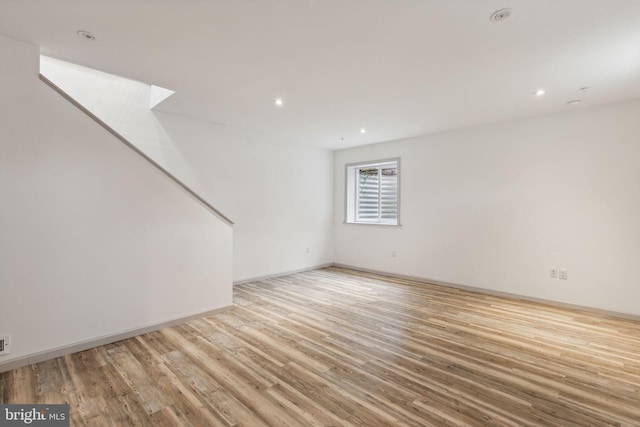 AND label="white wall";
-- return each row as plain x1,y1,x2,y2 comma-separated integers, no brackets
41,58,335,282
0,36,232,369
335,99,640,316
153,114,335,282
